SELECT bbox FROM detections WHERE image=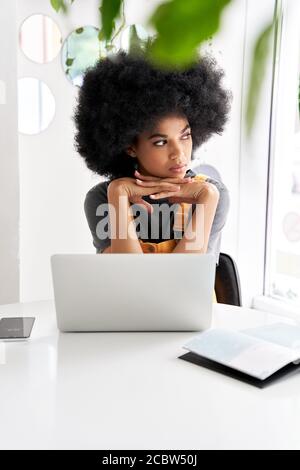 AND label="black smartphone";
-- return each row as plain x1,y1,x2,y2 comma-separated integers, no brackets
0,317,35,339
